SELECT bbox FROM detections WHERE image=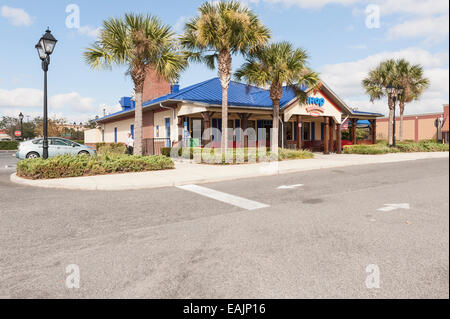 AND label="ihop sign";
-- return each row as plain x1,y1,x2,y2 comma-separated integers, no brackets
306,97,325,116
306,97,325,107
